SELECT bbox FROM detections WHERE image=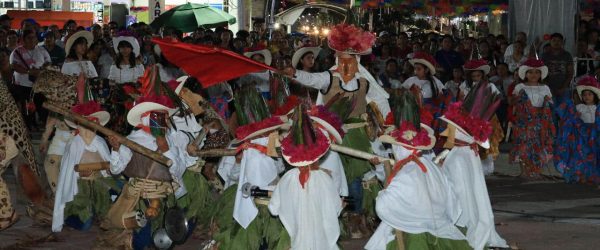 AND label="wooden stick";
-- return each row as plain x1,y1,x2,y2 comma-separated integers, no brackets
330,144,394,164
43,102,173,166
190,144,396,163
191,148,238,157
75,162,110,172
